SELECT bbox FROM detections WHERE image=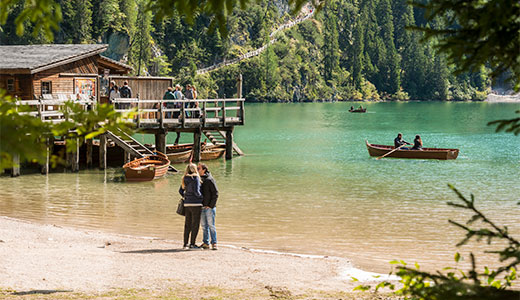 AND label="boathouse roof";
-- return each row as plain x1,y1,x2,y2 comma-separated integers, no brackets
0,44,131,74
